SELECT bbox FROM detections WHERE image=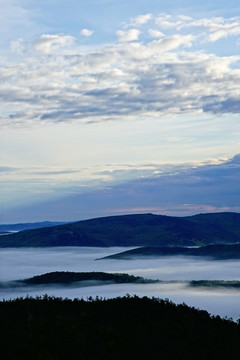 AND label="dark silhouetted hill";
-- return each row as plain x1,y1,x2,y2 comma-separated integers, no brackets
20,271,157,285
0,212,239,247
190,280,240,289
1,295,240,359
100,243,240,260
0,221,66,232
